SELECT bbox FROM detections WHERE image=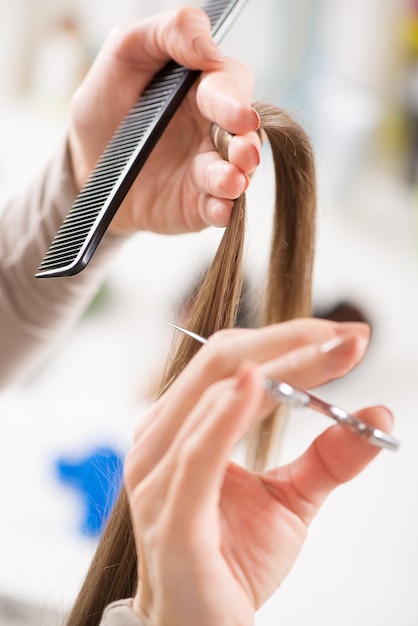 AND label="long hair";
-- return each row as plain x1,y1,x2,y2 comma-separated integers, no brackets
65,101,317,625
